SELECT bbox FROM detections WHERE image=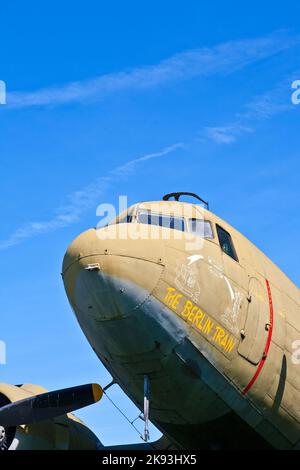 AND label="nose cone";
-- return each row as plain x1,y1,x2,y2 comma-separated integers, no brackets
62,226,165,275
62,226,166,353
